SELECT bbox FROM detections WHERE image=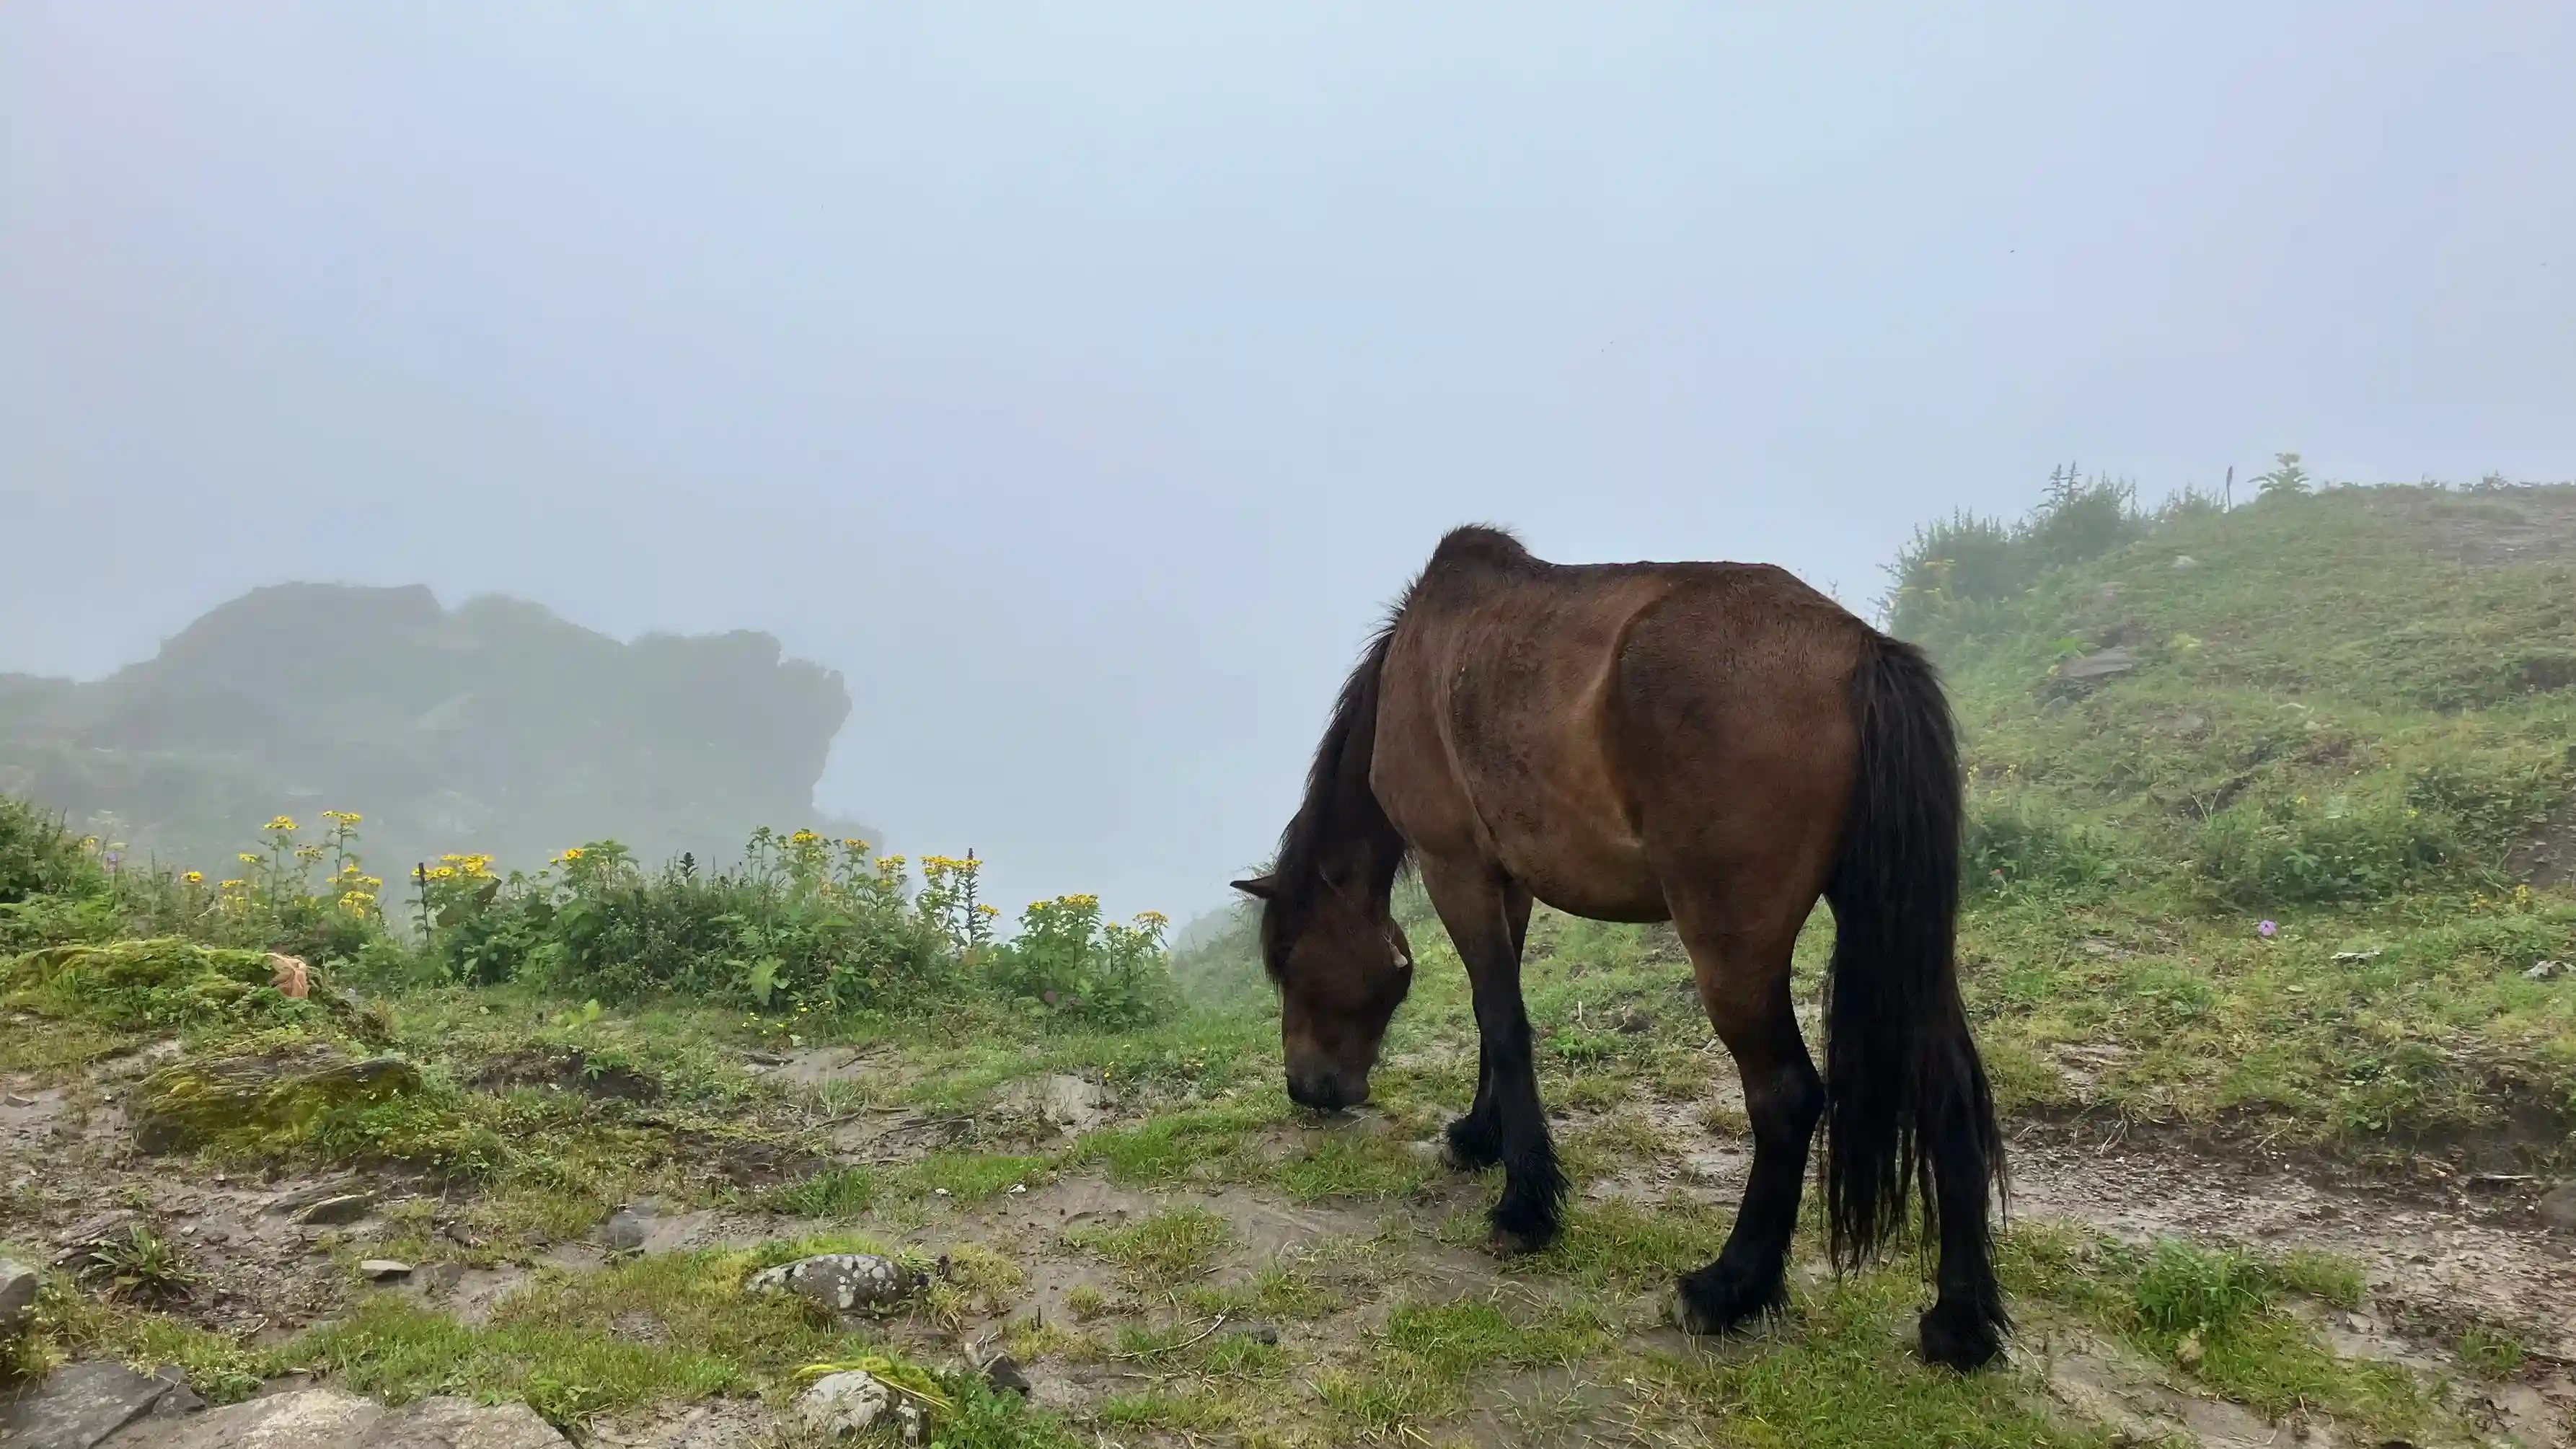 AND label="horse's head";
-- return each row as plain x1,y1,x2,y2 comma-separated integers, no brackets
1232,871,1414,1111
